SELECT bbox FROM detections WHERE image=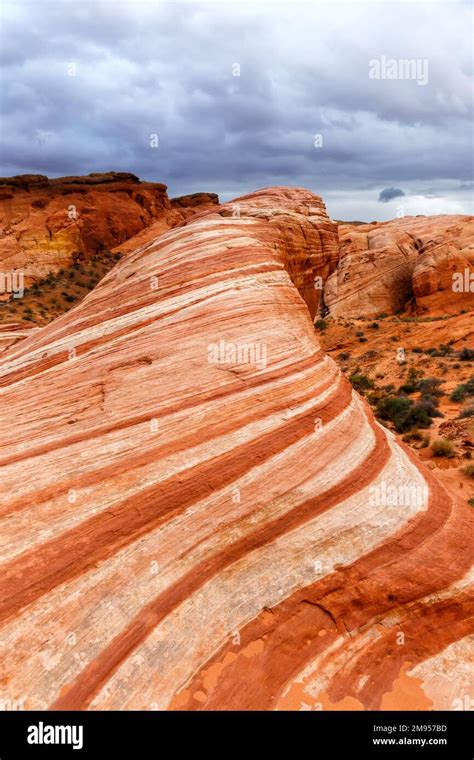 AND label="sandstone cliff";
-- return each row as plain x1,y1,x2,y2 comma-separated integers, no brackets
0,173,219,290
0,188,471,711
325,215,474,317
